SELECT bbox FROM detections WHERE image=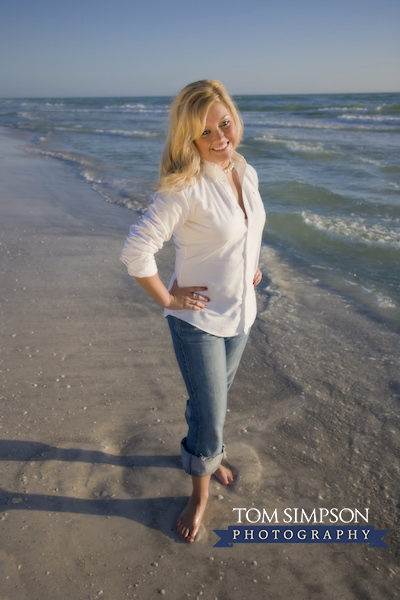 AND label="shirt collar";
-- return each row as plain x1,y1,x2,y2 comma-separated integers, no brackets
201,151,247,183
